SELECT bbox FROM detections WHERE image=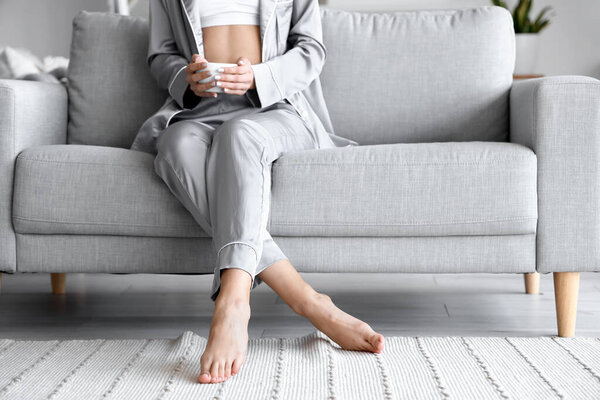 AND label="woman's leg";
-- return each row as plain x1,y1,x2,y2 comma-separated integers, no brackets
204,106,316,302
153,119,289,279
154,120,214,235
197,105,319,384
155,104,383,385
257,260,385,353
154,119,278,384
